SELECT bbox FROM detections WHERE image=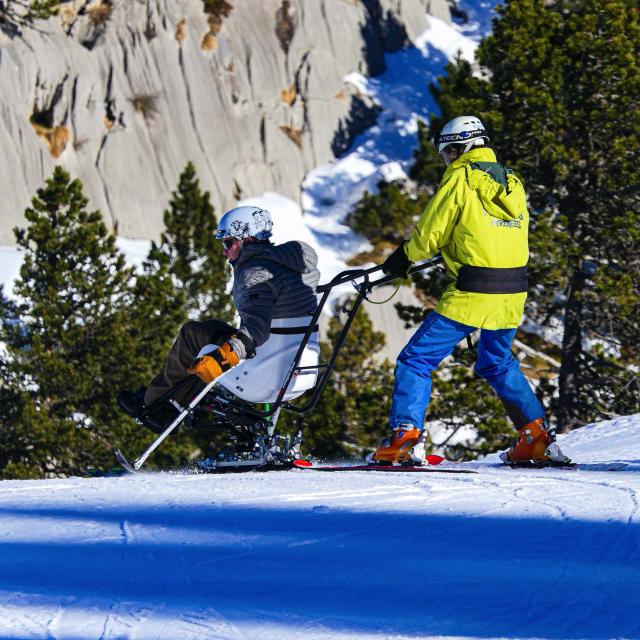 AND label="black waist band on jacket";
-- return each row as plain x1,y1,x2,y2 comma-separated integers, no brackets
456,265,528,294
270,324,320,335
